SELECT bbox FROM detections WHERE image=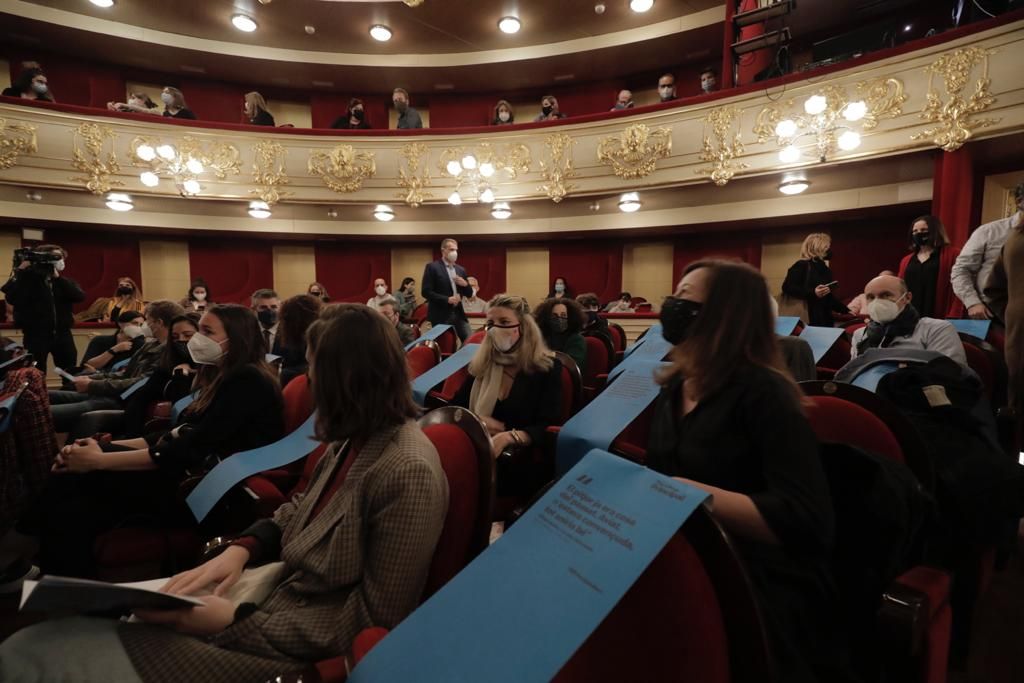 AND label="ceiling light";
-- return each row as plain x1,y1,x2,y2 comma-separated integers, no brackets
182,179,201,195
774,119,798,138
803,94,827,115
491,202,512,220
156,144,176,161
305,25,316,35
231,14,258,33
136,144,156,162
498,16,521,34
629,0,654,12
185,158,204,174
778,175,810,195
479,162,495,178
842,100,867,122
369,24,392,42
479,188,495,204
89,0,115,8
446,160,462,176
837,130,861,151
779,145,801,163
373,204,395,222
448,191,463,206
105,192,133,211
618,192,642,213
139,171,159,188
903,24,912,32
248,200,271,219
